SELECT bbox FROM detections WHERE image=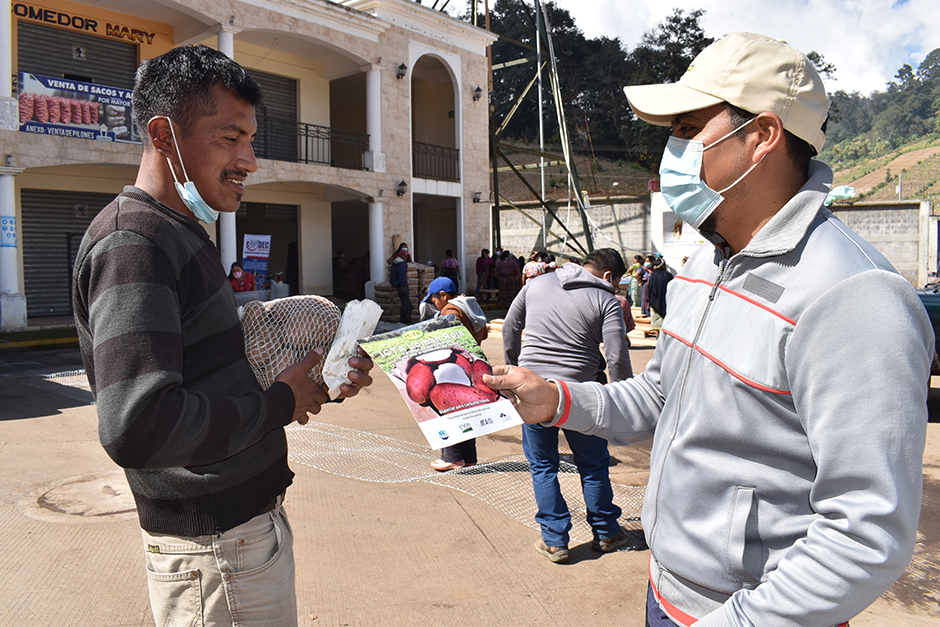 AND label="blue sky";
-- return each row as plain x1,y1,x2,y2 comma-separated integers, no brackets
546,0,940,95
